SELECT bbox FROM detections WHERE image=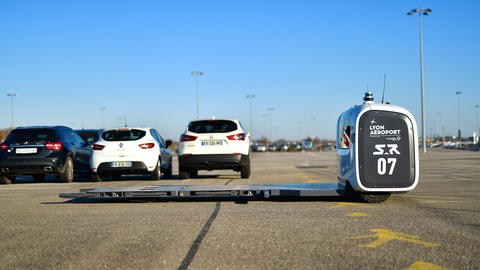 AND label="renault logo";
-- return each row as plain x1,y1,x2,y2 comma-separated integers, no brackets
119,143,123,148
